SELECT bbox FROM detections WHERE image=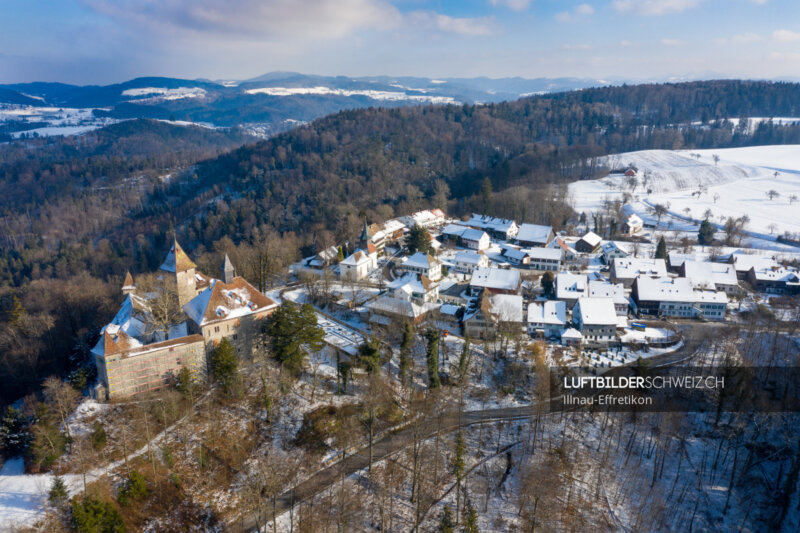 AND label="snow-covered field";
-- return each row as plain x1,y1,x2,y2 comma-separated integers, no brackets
569,145,800,239
1,104,117,138
121,87,207,101
244,86,457,104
